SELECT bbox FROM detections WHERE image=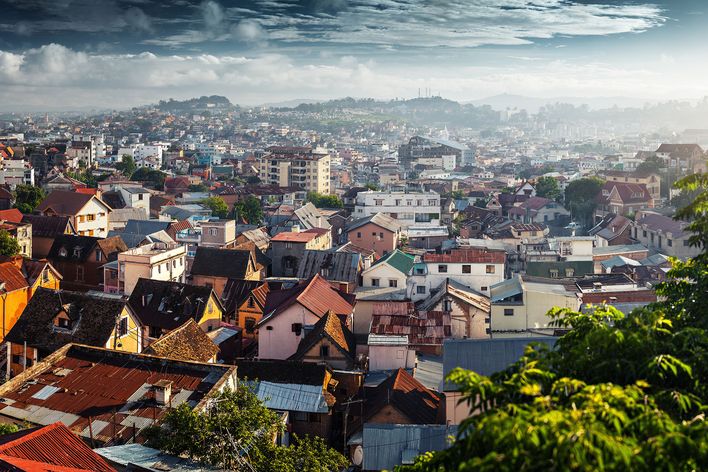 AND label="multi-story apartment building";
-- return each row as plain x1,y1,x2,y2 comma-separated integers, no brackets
409,247,506,300
353,190,441,228
107,242,187,295
398,135,473,170
258,146,330,194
